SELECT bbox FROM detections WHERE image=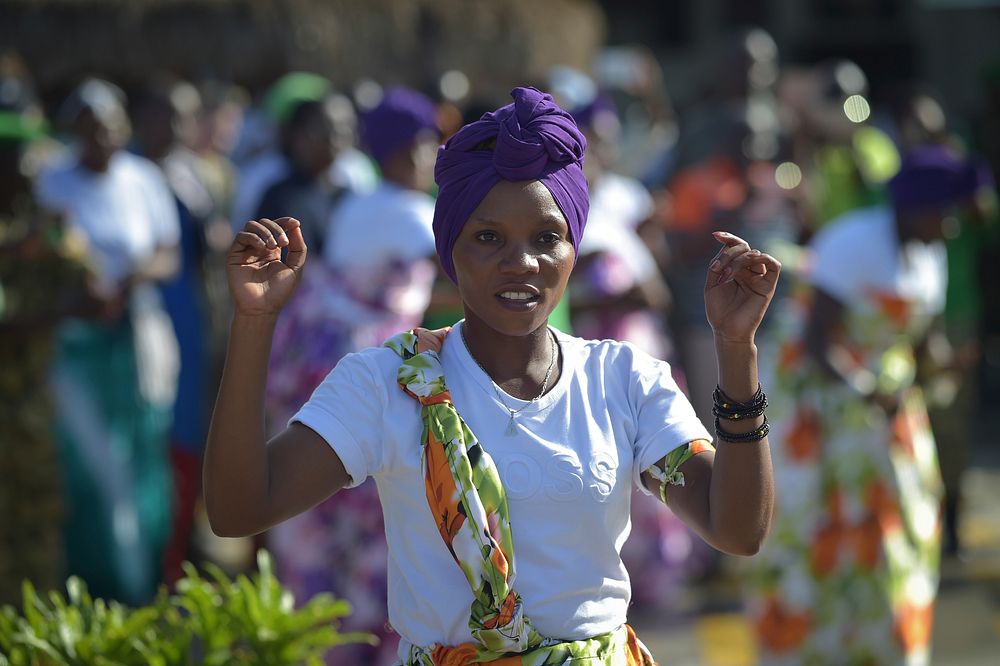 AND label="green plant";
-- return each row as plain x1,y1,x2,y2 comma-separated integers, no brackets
0,550,375,666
